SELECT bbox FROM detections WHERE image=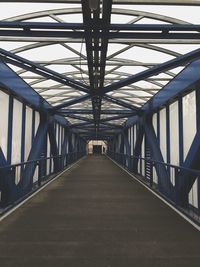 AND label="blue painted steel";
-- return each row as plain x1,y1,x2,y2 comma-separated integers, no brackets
1,21,200,32
126,59,200,127
0,61,72,129
0,48,90,94
143,59,200,112
166,105,170,165
100,113,137,123
132,123,144,172
123,130,131,169
143,116,172,197
52,95,91,111
103,95,140,111
0,61,50,111
48,121,60,172
102,50,200,95
20,116,49,194
64,114,93,123
176,88,200,207
176,131,200,207
58,109,134,115
48,122,60,171
0,148,7,166
157,111,160,148
178,98,184,165
1,26,200,40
